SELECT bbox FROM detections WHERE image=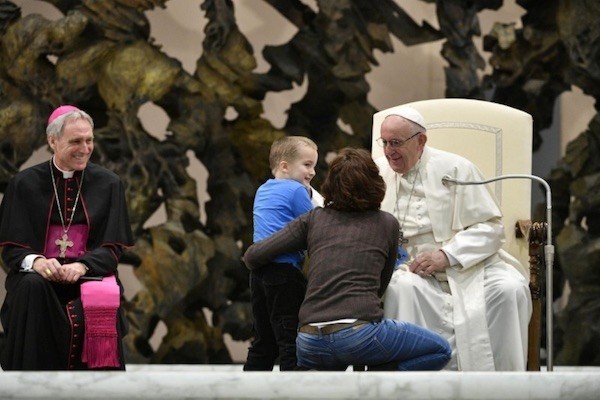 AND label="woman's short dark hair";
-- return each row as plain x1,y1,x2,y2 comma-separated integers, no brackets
321,147,386,212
